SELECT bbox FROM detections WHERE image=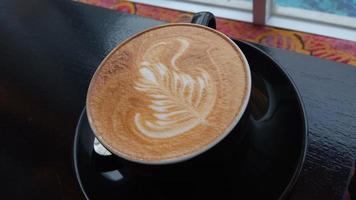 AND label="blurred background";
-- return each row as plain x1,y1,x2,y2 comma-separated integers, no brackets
77,0,356,67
